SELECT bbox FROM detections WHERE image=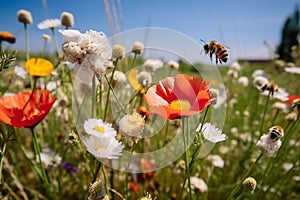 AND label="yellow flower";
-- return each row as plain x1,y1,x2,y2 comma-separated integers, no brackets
0,31,16,44
25,58,54,77
128,69,146,94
